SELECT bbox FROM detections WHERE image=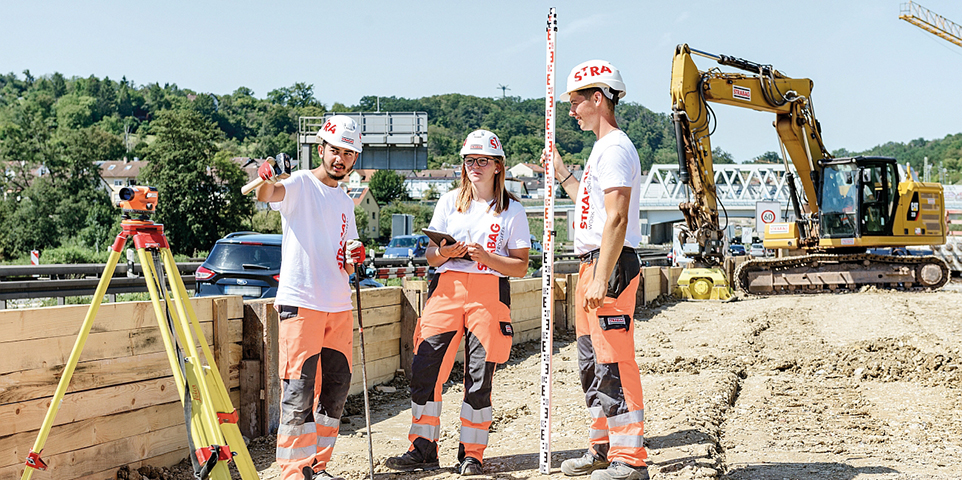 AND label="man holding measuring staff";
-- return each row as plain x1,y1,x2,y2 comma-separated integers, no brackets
255,114,366,480
544,60,648,480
